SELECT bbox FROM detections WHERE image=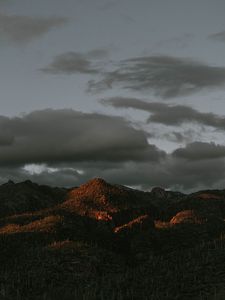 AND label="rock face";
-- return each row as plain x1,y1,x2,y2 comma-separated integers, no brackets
151,187,167,199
